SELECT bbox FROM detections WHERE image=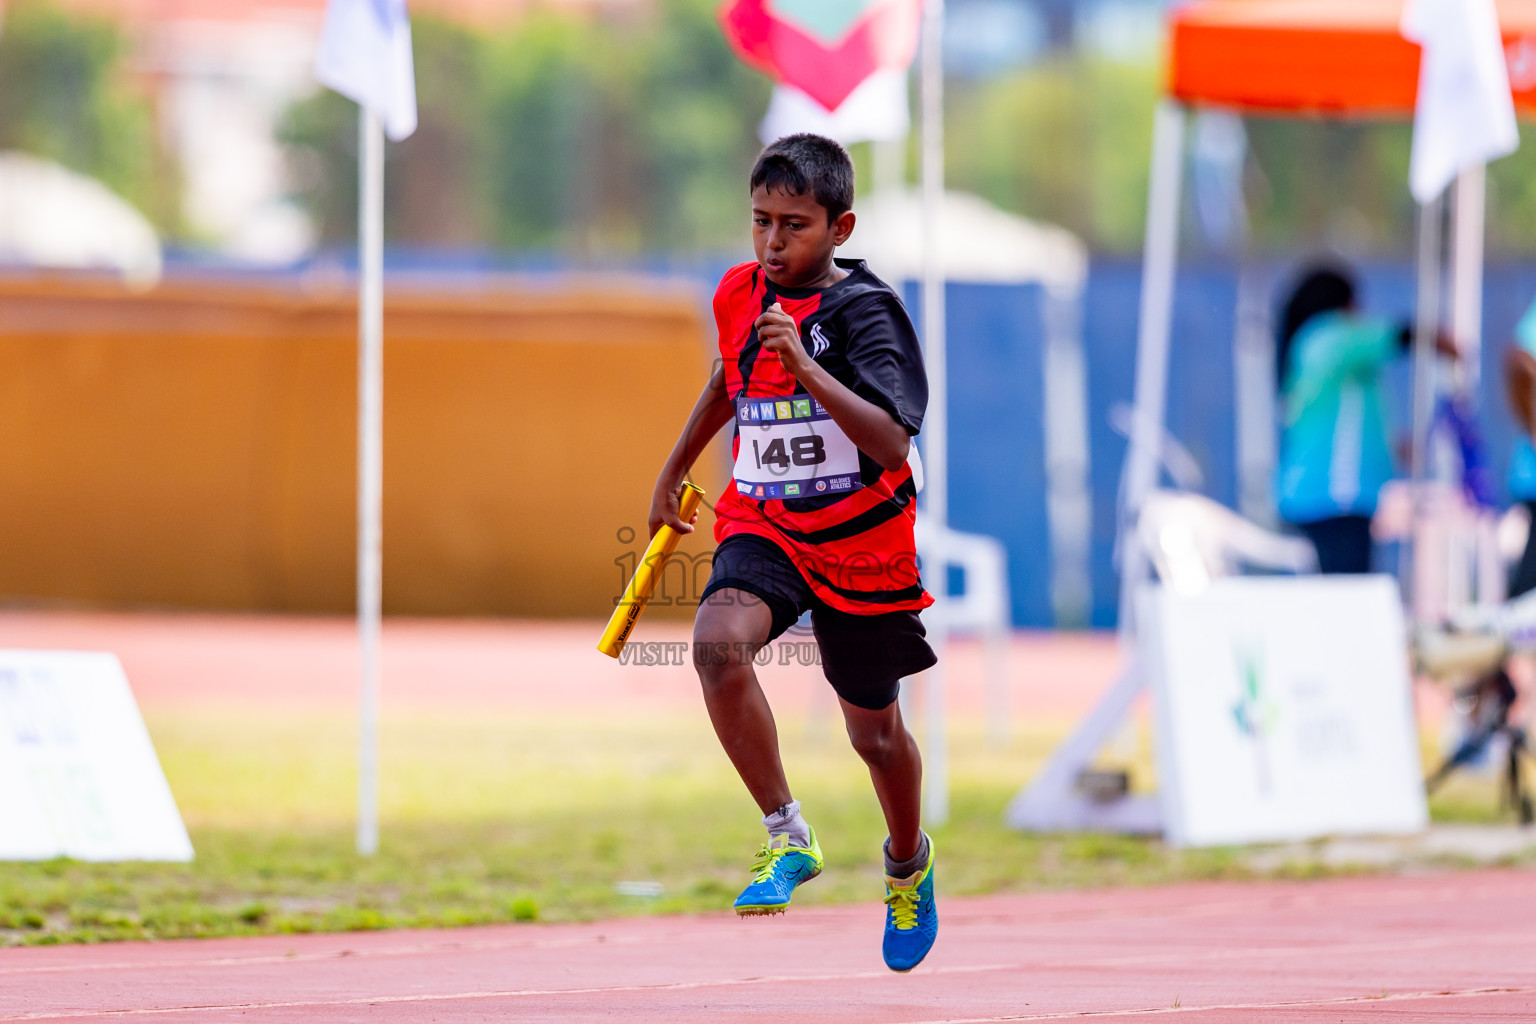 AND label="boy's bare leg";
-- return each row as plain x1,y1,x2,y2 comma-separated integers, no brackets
693,590,792,813
839,696,923,861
